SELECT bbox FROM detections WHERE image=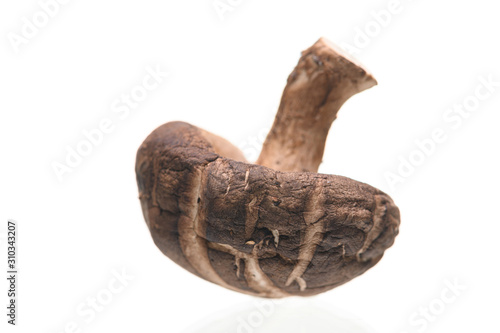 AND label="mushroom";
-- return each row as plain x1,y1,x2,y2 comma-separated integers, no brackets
136,38,400,298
